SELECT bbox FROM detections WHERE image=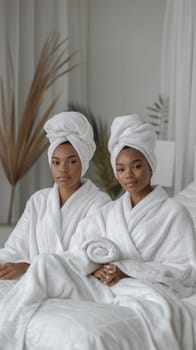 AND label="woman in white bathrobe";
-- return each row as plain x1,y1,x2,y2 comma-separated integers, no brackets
0,111,110,280
73,114,196,295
